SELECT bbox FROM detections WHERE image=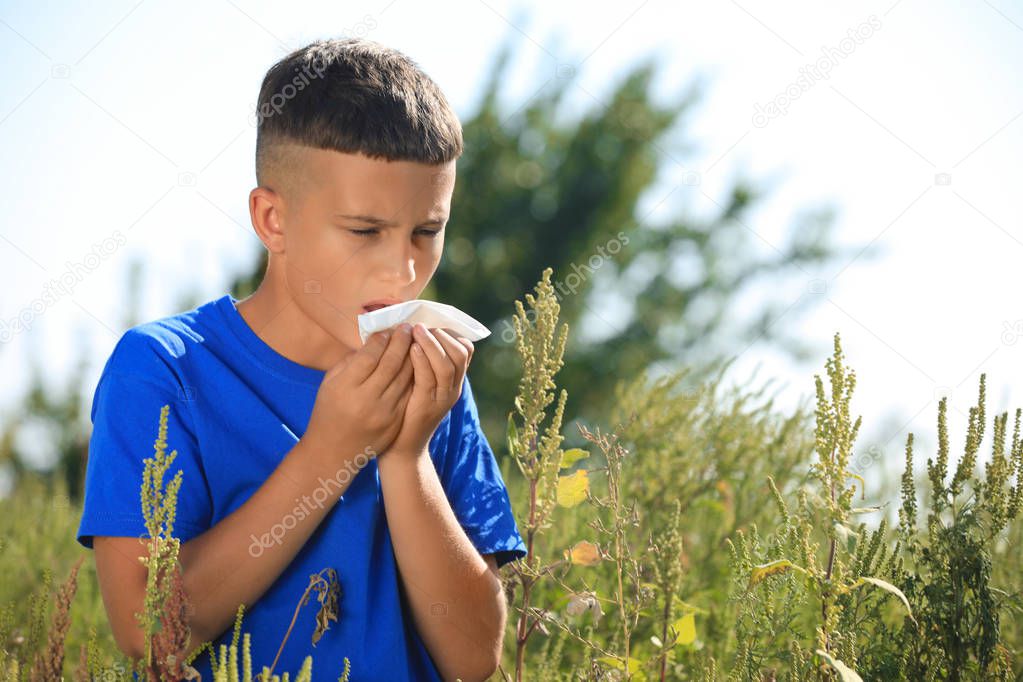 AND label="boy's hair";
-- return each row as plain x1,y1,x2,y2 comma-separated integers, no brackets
254,37,463,198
